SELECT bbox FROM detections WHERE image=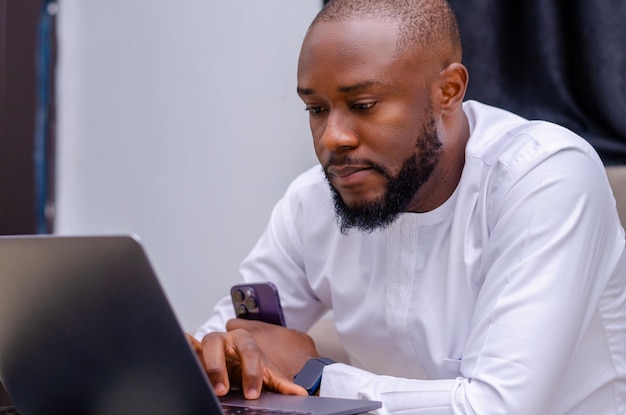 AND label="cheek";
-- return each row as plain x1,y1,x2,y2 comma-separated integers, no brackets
367,100,422,146
312,129,326,162
367,121,420,166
